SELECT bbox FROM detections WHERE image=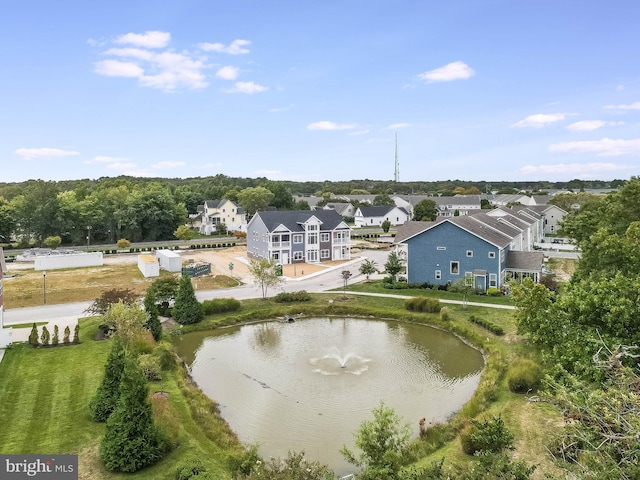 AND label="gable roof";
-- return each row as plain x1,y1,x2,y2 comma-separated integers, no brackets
254,210,349,232
468,212,521,238
357,205,408,217
394,217,513,248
